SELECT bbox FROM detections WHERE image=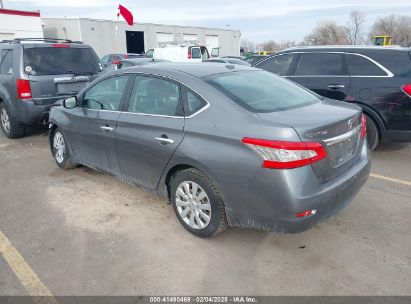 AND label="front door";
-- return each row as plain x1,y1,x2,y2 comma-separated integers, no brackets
116,75,185,189
287,52,351,101
65,75,130,174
